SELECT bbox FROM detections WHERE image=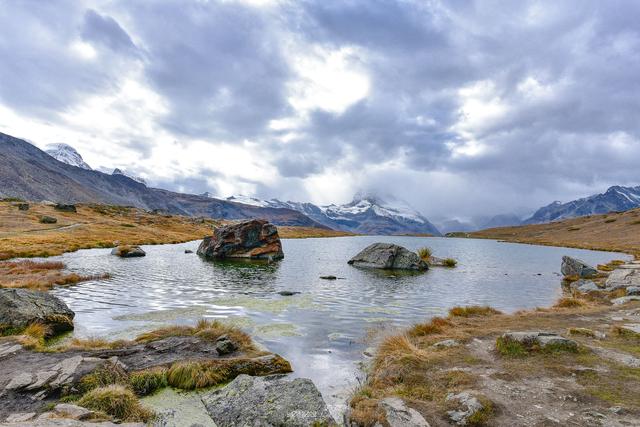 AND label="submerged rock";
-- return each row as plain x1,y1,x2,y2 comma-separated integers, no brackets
197,219,284,260
201,374,335,427
278,291,300,296
0,289,74,337
110,245,146,258
561,256,597,278
348,243,428,271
